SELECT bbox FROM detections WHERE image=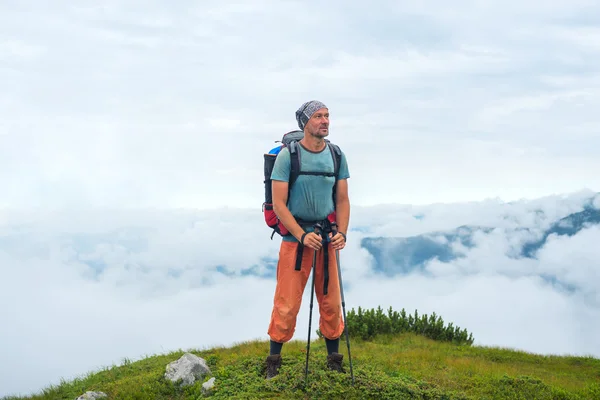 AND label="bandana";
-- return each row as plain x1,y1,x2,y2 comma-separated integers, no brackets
295,100,327,130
